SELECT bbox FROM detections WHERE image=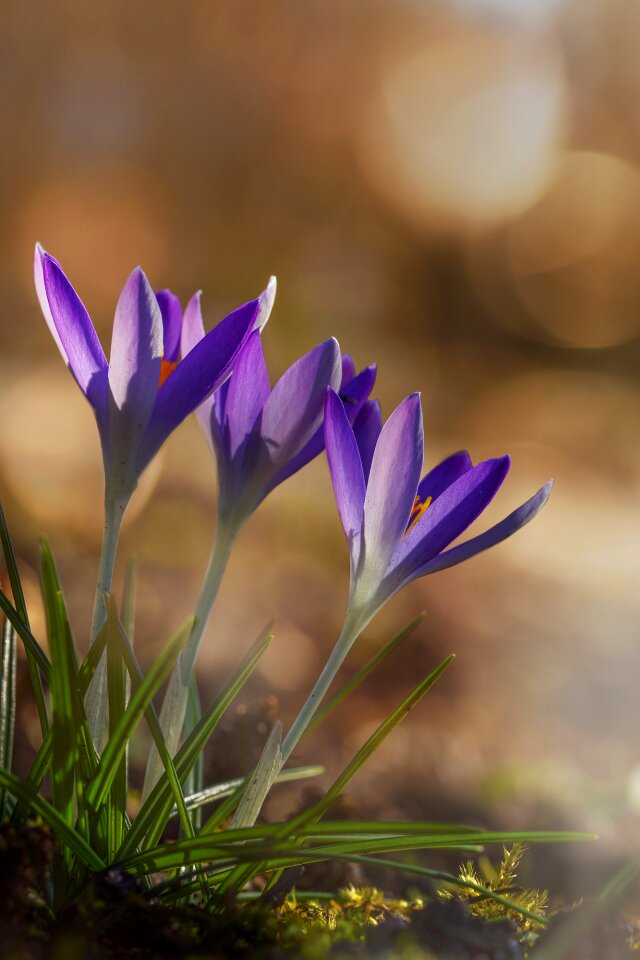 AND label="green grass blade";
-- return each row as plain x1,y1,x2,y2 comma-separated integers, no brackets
184,676,203,831
105,604,208,899
0,587,50,678
306,613,425,735
41,541,79,836
86,614,191,811
0,767,104,870
118,824,591,876
171,765,325,817
0,617,17,816
231,721,283,829
106,597,127,857
119,624,273,858
284,654,455,841
0,504,49,736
